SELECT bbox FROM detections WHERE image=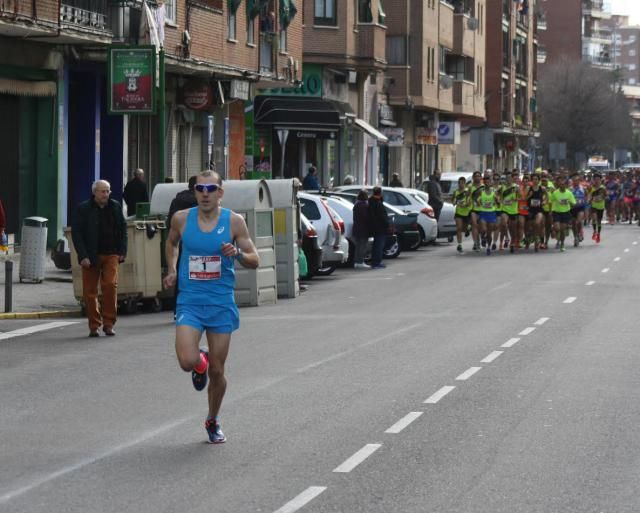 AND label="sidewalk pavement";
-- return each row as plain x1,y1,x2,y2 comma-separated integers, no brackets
0,251,80,320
